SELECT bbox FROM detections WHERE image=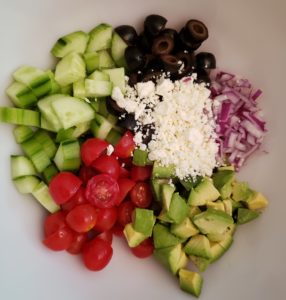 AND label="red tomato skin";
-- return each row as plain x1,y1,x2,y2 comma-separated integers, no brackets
61,187,88,212
44,211,66,237
85,174,119,209
79,166,97,185
97,230,113,244
80,138,109,166
117,201,135,227
82,237,113,271
118,166,130,179
91,155,120,180
130,182,153,208
111,222,124,237
130,165,152,182
114,131,136,159
43,227,74,251
49,172,82,205
131,238,154,258
66,204,97,233
93,207,118,232
116,178,136,206
67,233,88,255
